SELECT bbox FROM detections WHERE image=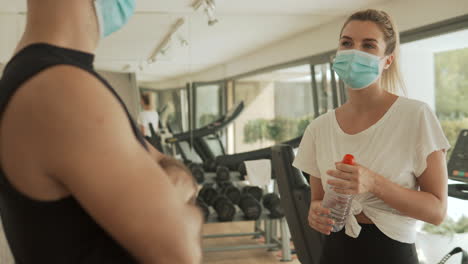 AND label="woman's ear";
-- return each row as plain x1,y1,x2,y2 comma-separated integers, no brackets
384,53,395,70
